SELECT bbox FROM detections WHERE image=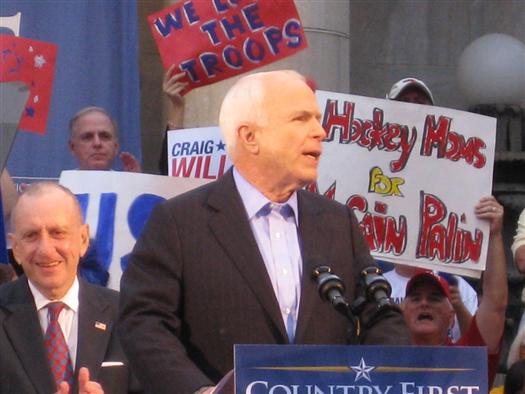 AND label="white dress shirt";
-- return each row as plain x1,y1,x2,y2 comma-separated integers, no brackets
28,277,80,368
233,168,302,342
